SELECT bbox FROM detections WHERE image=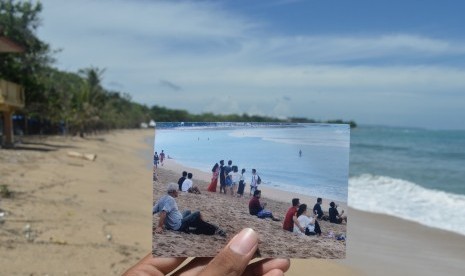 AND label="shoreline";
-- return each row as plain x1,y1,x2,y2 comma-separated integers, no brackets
1,130,465,275
156,158,348,212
